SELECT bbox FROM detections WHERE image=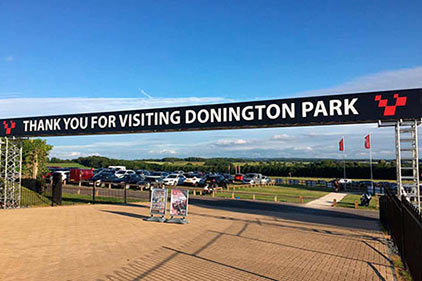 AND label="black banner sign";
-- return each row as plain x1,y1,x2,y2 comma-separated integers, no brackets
1,88,421,137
